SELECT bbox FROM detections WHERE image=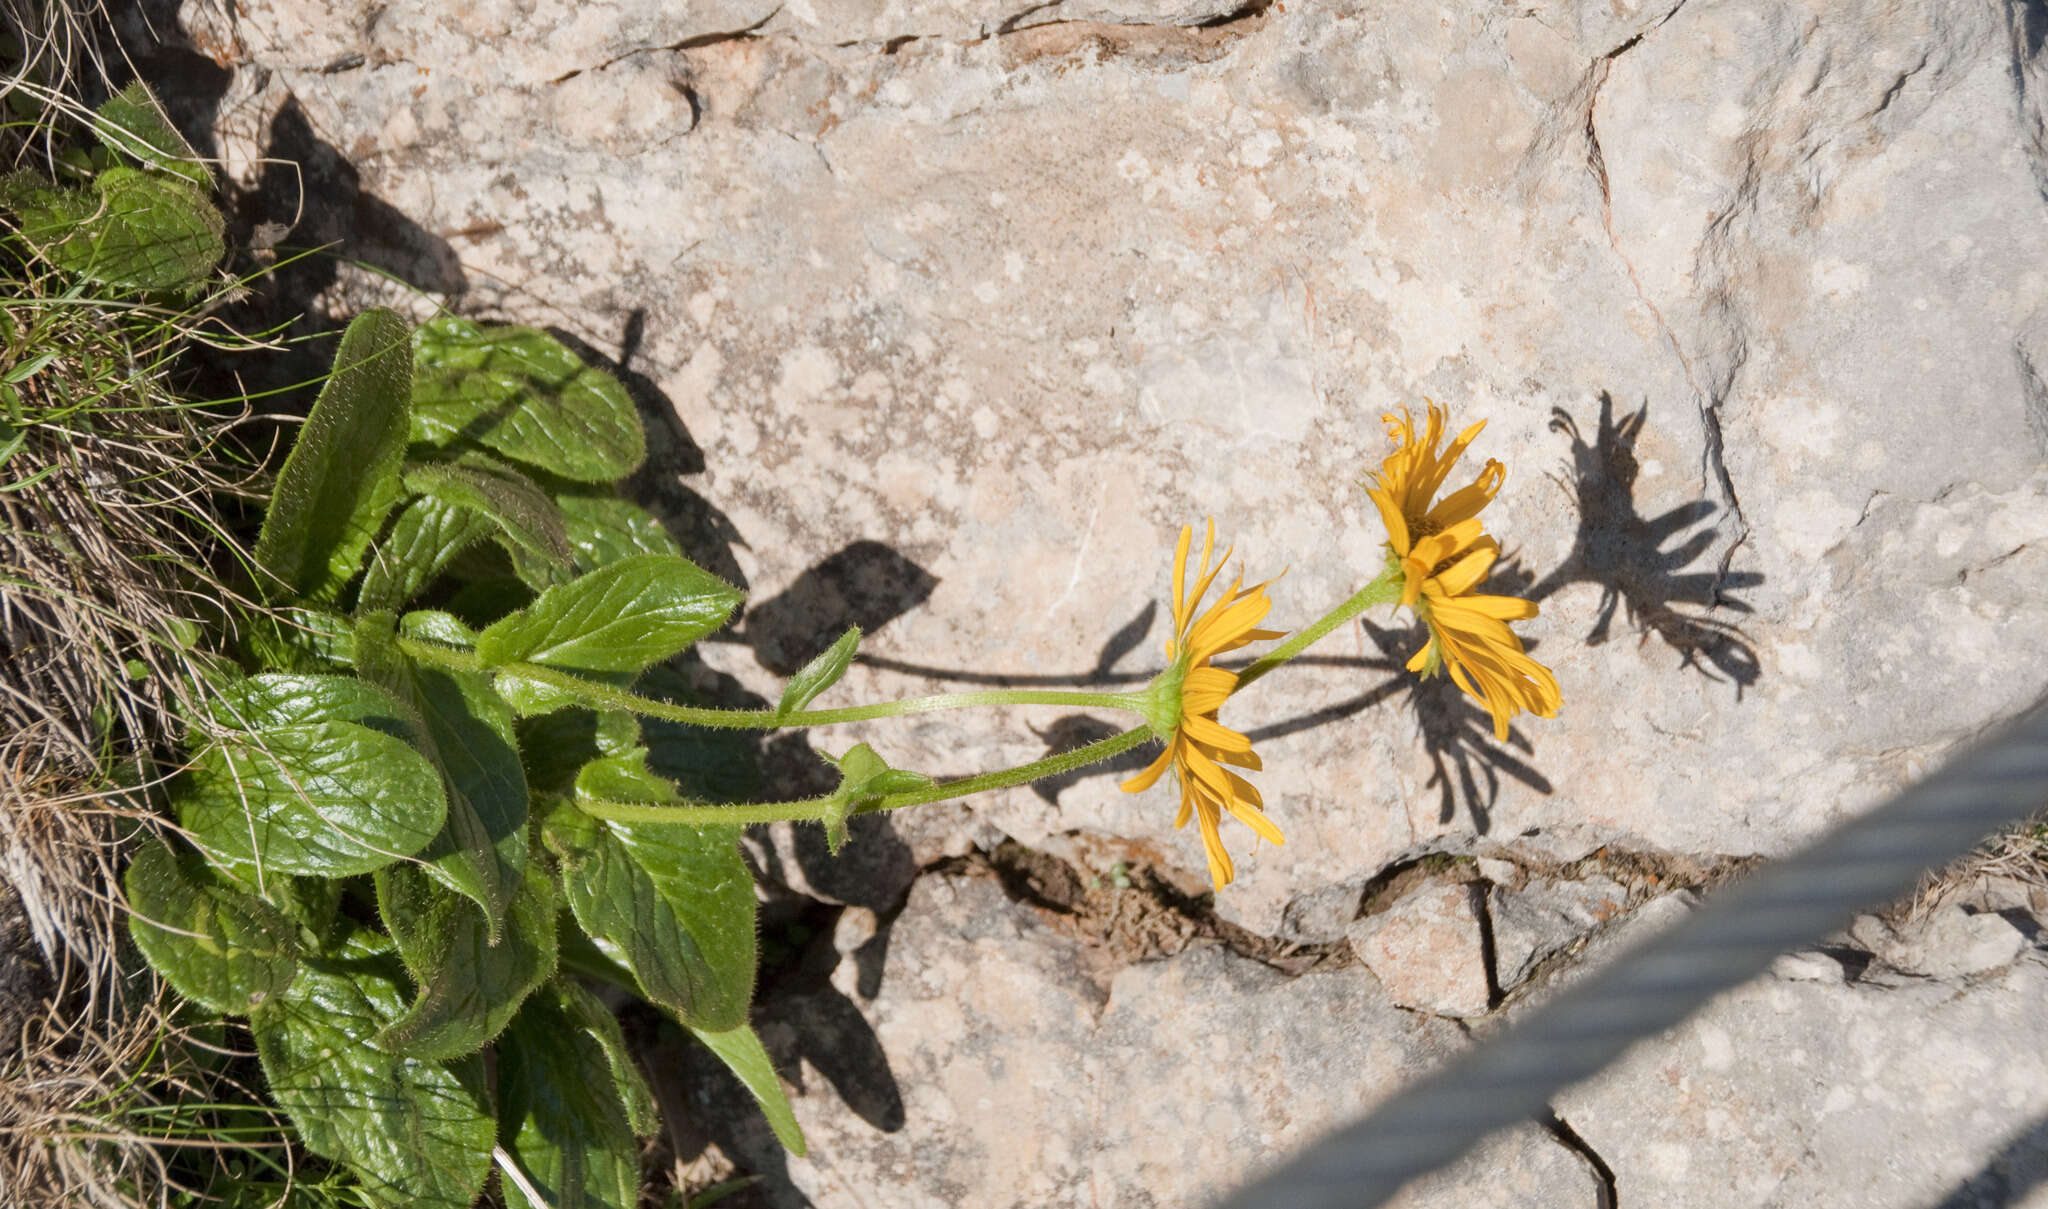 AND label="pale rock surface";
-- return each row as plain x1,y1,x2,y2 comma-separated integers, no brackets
708,872,1482,1208
1347,881,1492,1017
1559,957,2048,1209
160,0,2048,1201
1851,904,2029,980
186,0,2048,938
1487,874,1629,991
